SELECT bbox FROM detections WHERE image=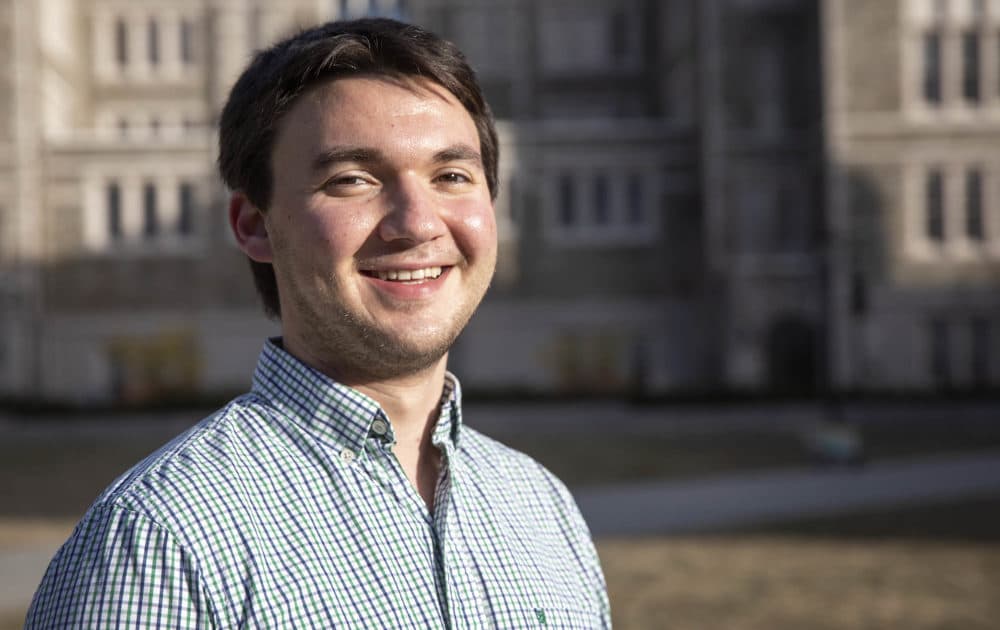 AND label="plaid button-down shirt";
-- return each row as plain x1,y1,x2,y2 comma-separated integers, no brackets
26,339,611,628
